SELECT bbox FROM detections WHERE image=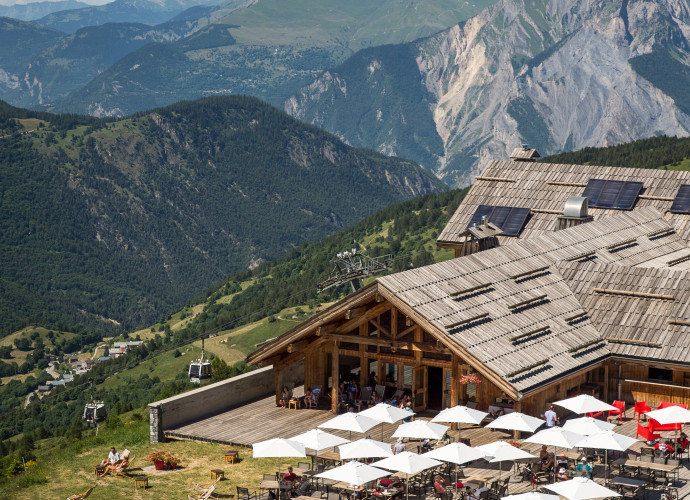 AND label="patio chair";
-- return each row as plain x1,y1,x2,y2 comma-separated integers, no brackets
189,484,216,500
264,474,276,481
67,486,94,500
633,402,651,423
608,401,625,424
355,387,372,411
298,462,311,470
387,389,404,405
636,424,660,443
115,456,135,478
374,385,385,400
194,478,220,494
237,486,258,500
